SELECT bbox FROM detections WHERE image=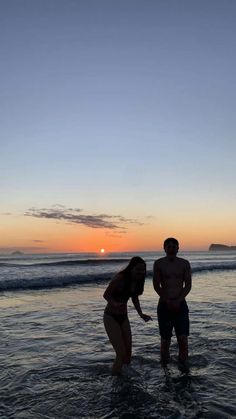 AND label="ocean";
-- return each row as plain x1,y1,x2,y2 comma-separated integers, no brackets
0,251,235,418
